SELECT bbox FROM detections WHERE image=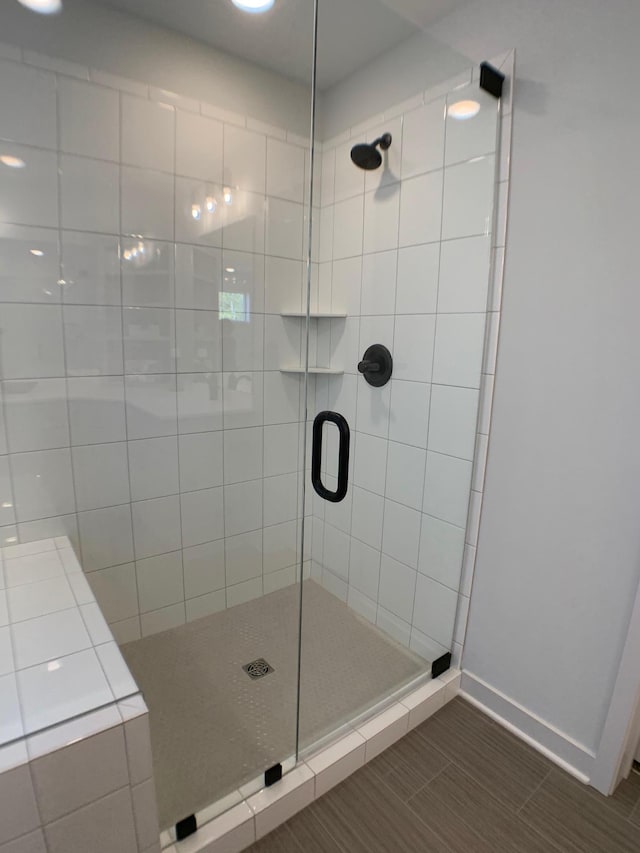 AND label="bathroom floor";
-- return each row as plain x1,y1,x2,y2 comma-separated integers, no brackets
248,697,640,853
121,580,426,829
